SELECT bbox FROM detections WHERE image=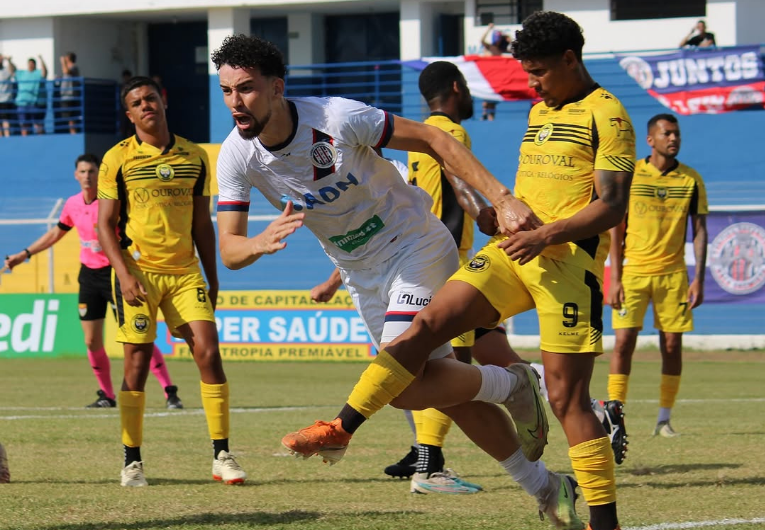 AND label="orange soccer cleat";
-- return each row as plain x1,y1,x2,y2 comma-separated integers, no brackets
281,418,352,465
